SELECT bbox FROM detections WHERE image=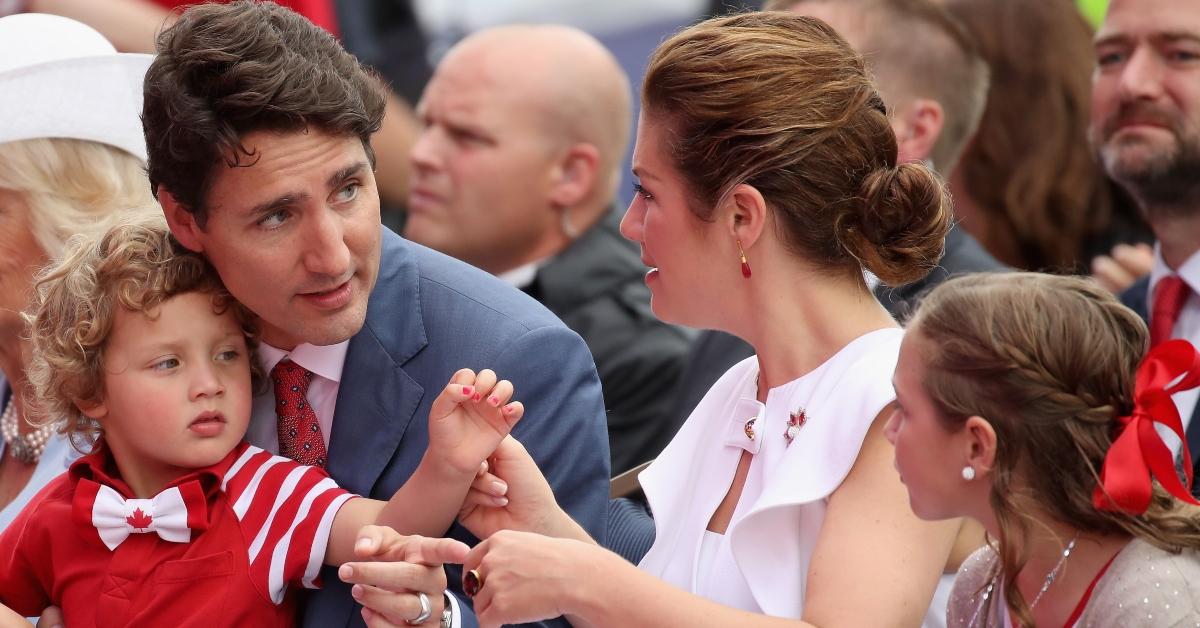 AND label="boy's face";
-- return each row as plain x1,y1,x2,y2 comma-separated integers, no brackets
84,291,253,495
